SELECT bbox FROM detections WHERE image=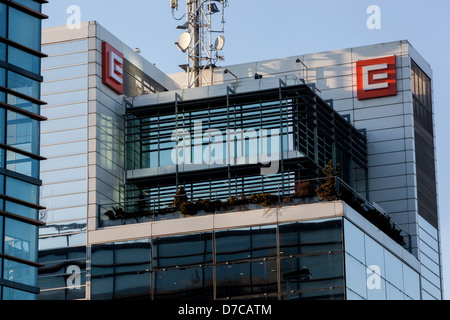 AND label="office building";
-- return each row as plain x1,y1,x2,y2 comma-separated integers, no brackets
37,21,442,300
0,0,47,300
37,21,179,299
